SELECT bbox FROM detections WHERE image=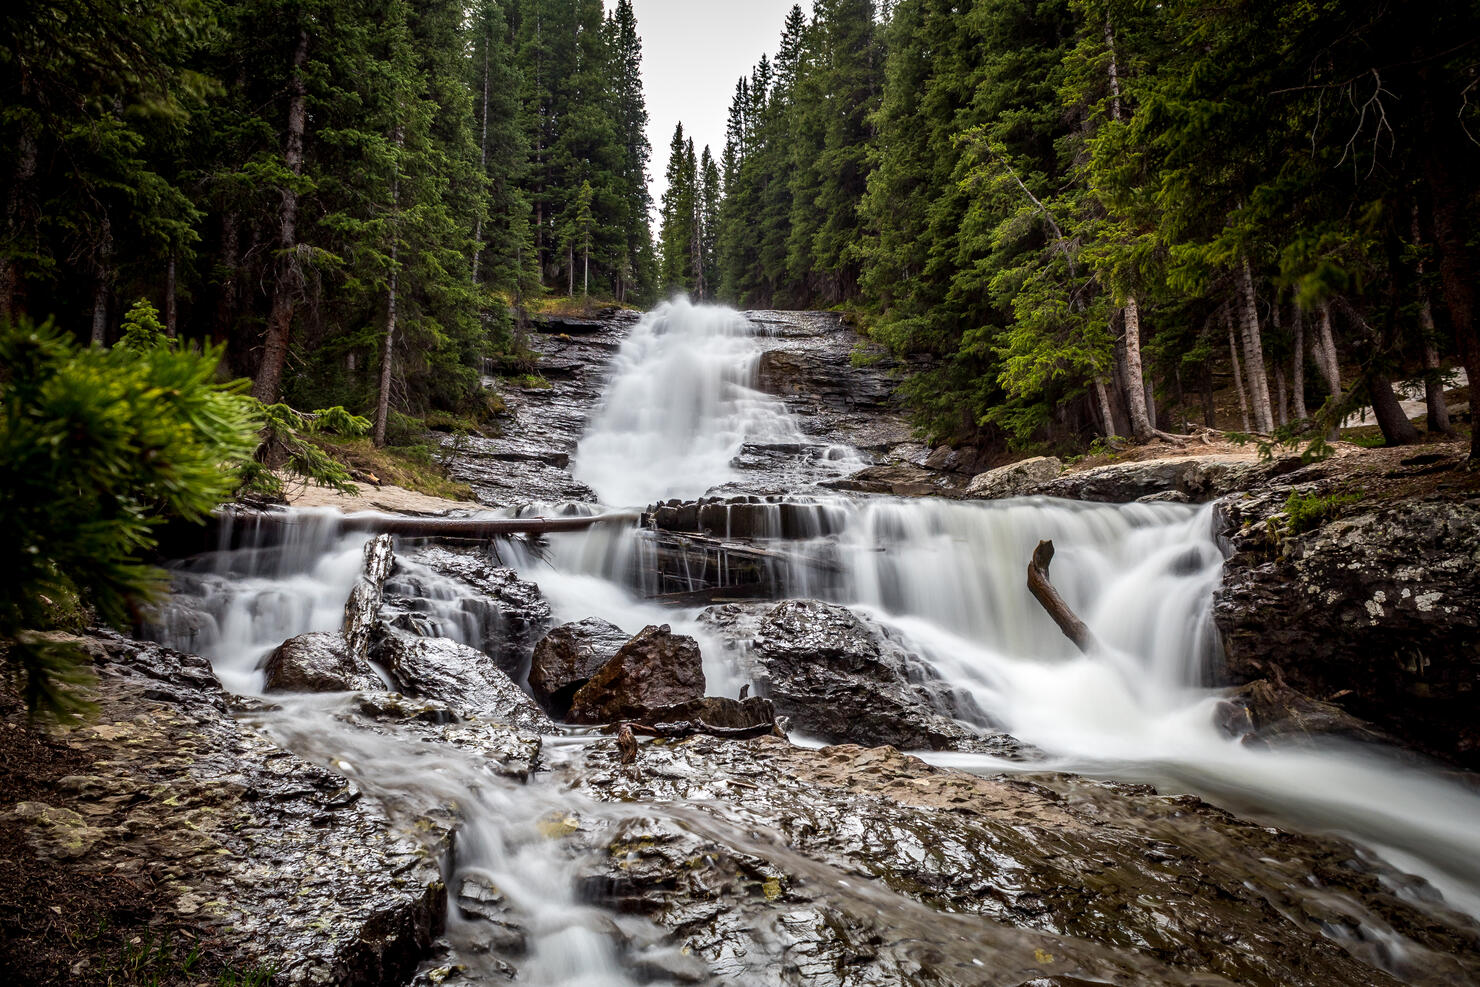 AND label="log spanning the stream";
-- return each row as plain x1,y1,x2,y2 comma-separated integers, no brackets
221,507,642,541
1026,539,1102,654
